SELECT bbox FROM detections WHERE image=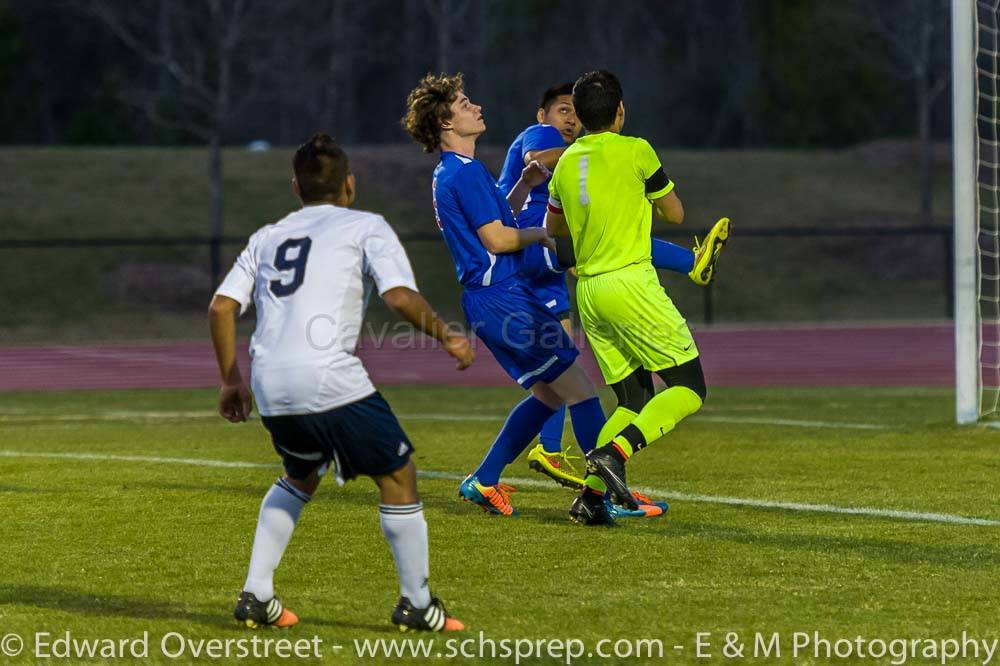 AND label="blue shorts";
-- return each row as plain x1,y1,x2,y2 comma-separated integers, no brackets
261,392,413,482
518,205,567,291
520,242,565,282
462,279,579,388
530,269,571,320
